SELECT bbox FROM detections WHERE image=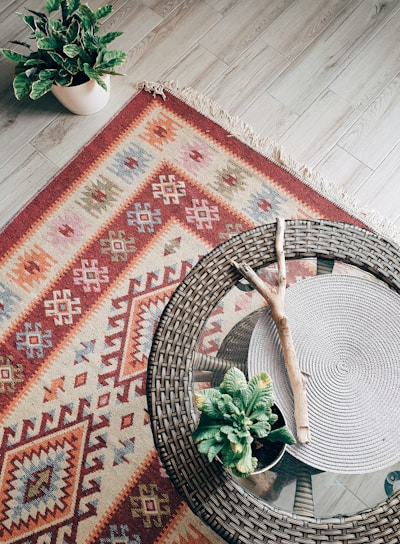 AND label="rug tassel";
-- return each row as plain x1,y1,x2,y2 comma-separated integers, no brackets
138,81,166,101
